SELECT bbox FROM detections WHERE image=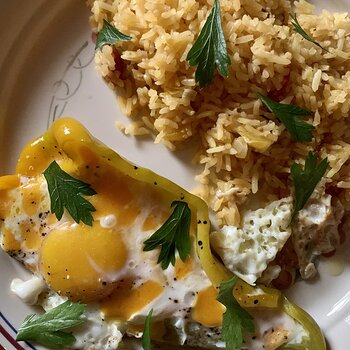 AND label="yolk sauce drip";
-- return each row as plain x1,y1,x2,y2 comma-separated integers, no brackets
1,227,21,251
20,220,42,250
101,280,164,320
192,286,224,327
22,181,42,217
0,177,19,251
0,177,54,254
174,257,193,280
0,176,19,222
